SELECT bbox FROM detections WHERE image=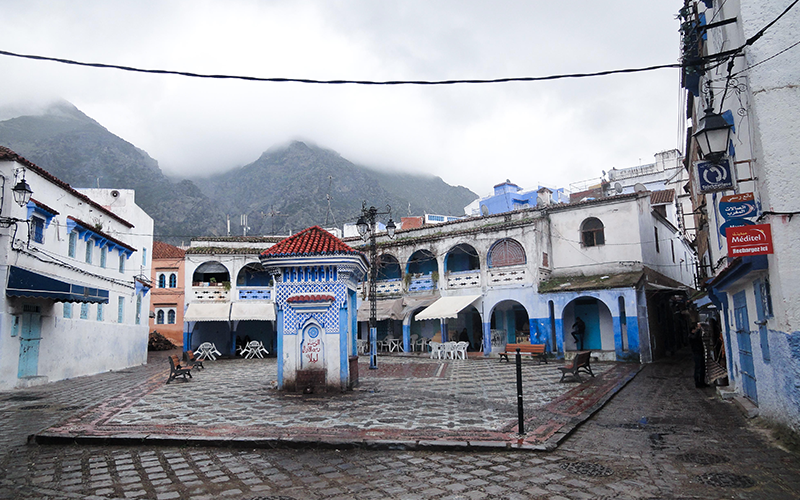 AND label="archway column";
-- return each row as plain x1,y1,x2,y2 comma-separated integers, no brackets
482,321,491,356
